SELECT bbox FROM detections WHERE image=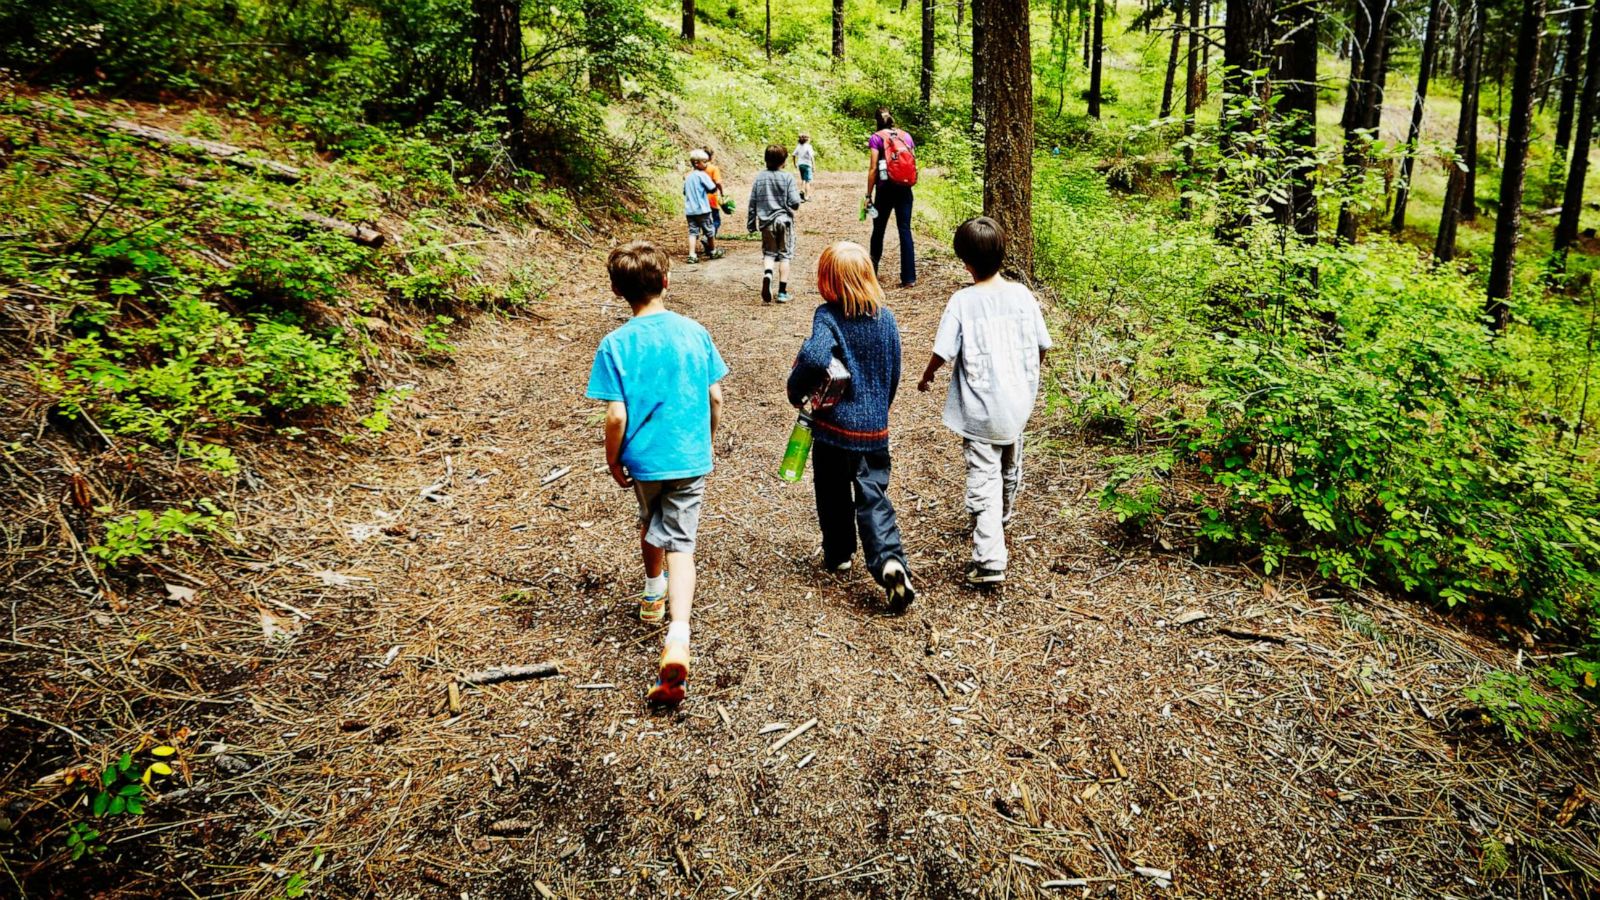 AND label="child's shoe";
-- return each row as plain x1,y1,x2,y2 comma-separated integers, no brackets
708,249,726,260
646,642,690,706
640,582,667,624
686,255,700,264
882,558,916,611
776,291,791,304
762,271,773,303
965,564,1005,585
